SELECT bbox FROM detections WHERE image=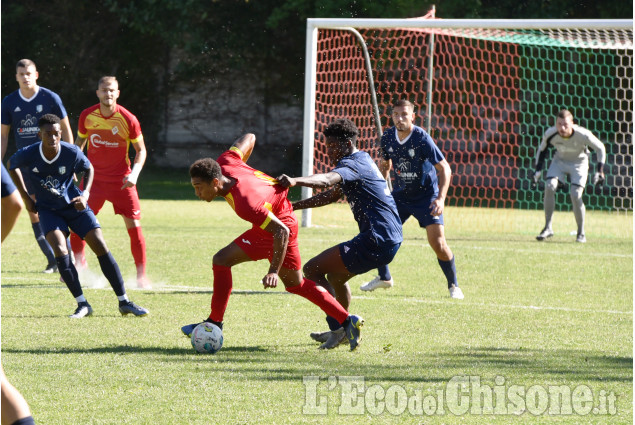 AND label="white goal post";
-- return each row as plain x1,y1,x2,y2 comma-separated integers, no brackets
301,18,633,227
